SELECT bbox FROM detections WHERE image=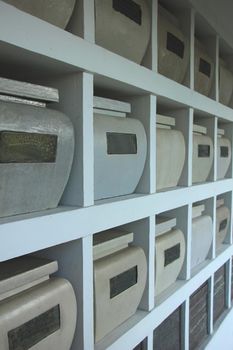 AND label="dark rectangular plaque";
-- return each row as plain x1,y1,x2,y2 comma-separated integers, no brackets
166,32,185,59
0,131,57,163
8,305,60,350
164,243,181,267
220,146,229,158
110,266,138,298
198,144,210,158
153,307,182,350
113,0,142,25
219,218,228,232
107,132,137,155
199,58,211,77
189,282,208,350
213,265,226,324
